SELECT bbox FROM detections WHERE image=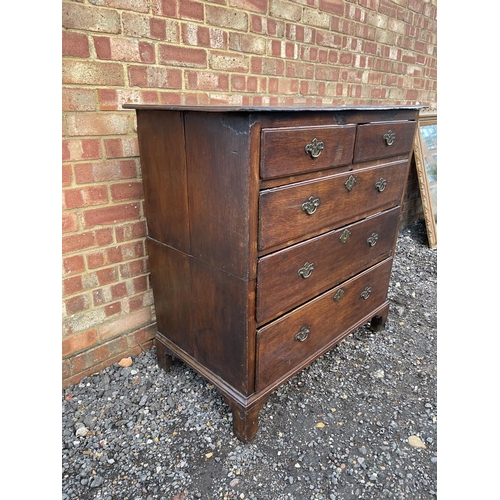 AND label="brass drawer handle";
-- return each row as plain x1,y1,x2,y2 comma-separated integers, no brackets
375,178,387,192
302,195,320,215
304,138,324,158
333,289,345,302
360,287,372,300
383,130,396,146
339,229,351,244
298,262,314,279
367,233,379,247
295,326,310,342
344,174,357,192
